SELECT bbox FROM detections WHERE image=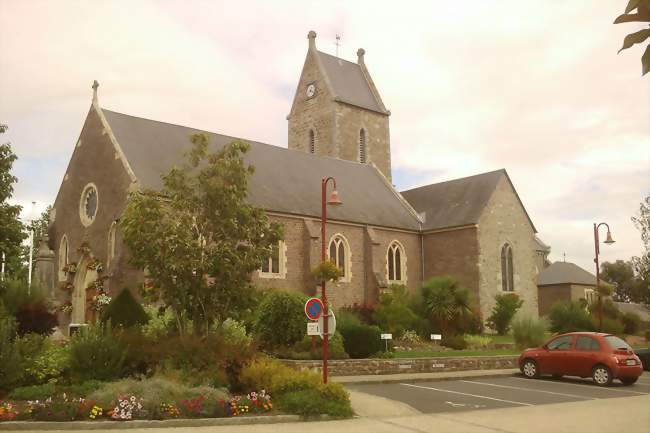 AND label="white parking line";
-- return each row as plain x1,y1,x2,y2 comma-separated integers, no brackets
400,383,533,406
510,377,650,395
460,380,596,400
